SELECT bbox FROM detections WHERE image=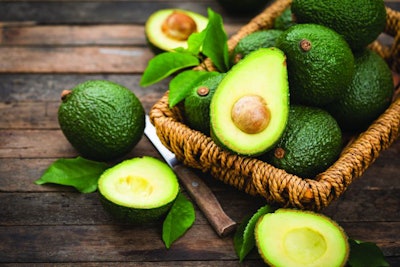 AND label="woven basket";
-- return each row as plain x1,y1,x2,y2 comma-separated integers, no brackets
149,0,400,210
